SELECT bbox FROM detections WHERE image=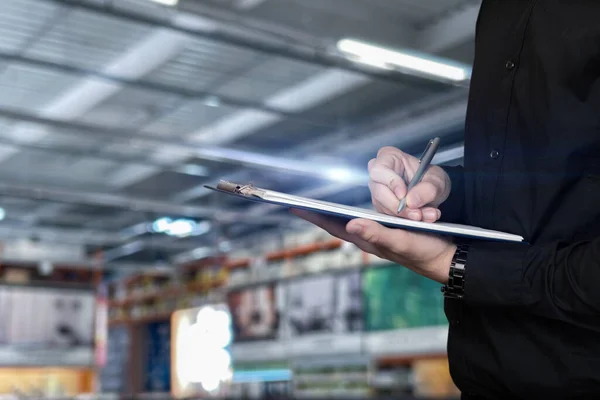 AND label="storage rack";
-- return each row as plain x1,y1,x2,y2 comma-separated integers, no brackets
102,238,457,398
